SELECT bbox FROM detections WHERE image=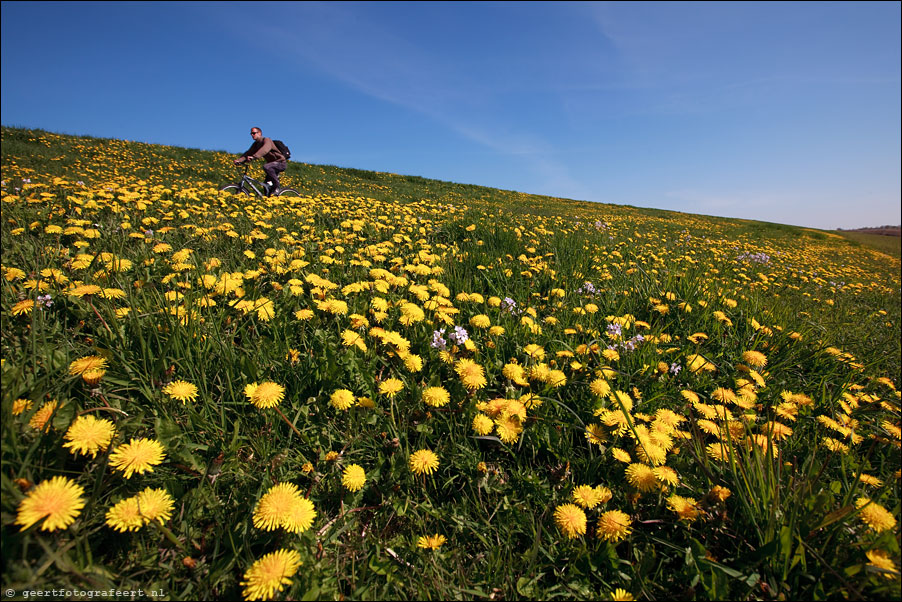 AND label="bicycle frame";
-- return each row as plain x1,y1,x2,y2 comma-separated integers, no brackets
231,164,269,197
